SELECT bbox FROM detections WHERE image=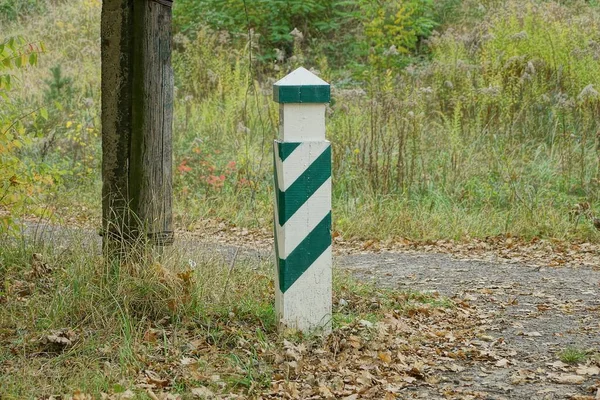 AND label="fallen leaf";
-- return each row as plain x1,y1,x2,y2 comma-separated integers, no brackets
318,384,334,398
378,351,392,364
524,331,542,337
549,373,585,384
359,319,374,328
143,329,159,343
44,329,78,347
72,390,93,400
191,386,214,399
10,280,34,297
146,390,159,400
447,364,466,372
180,357,197,366
495,358,509,368
110,390,135,400
30,253,52,277
576,365,600,376
144,370,170,388
547,360,569,369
